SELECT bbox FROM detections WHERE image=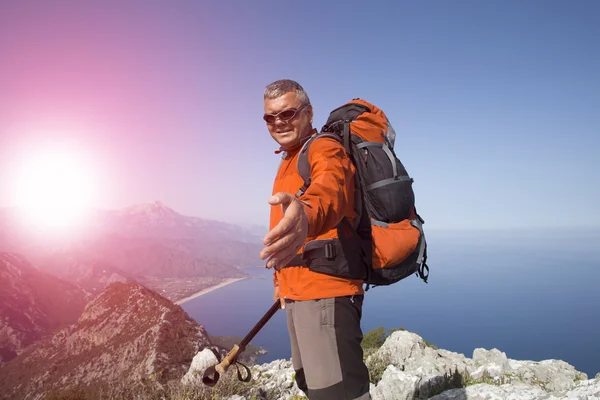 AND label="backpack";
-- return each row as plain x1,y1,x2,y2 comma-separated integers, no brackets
293,98,429,287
